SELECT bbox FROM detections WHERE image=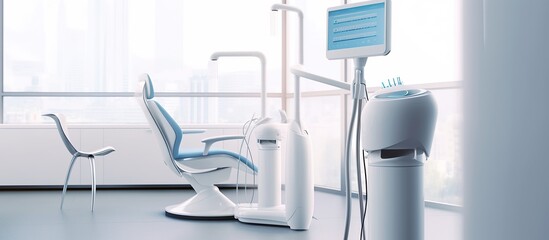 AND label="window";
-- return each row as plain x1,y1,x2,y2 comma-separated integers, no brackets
424,88,462,205
282,0,344,190
349,0,463,86
3,0,281,123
